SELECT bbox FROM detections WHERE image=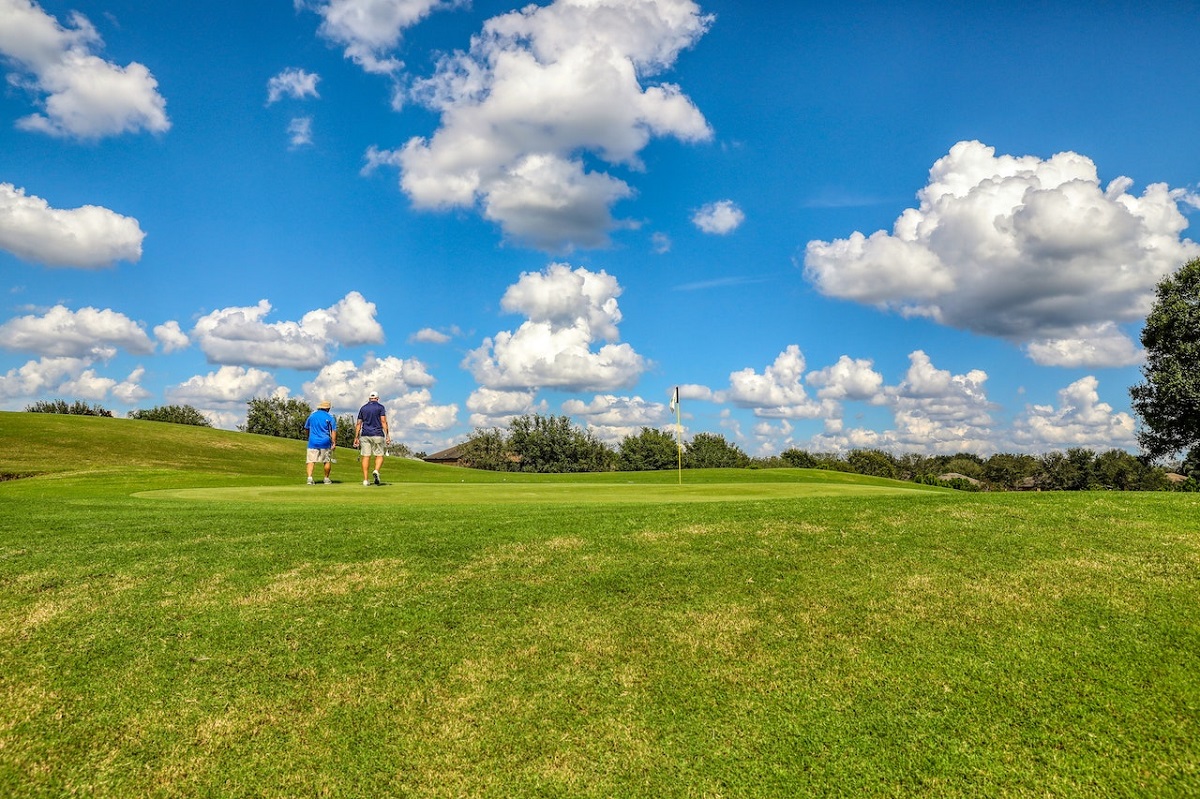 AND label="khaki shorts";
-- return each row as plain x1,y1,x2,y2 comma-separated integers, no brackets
306,448,332,464
359,436,386,456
